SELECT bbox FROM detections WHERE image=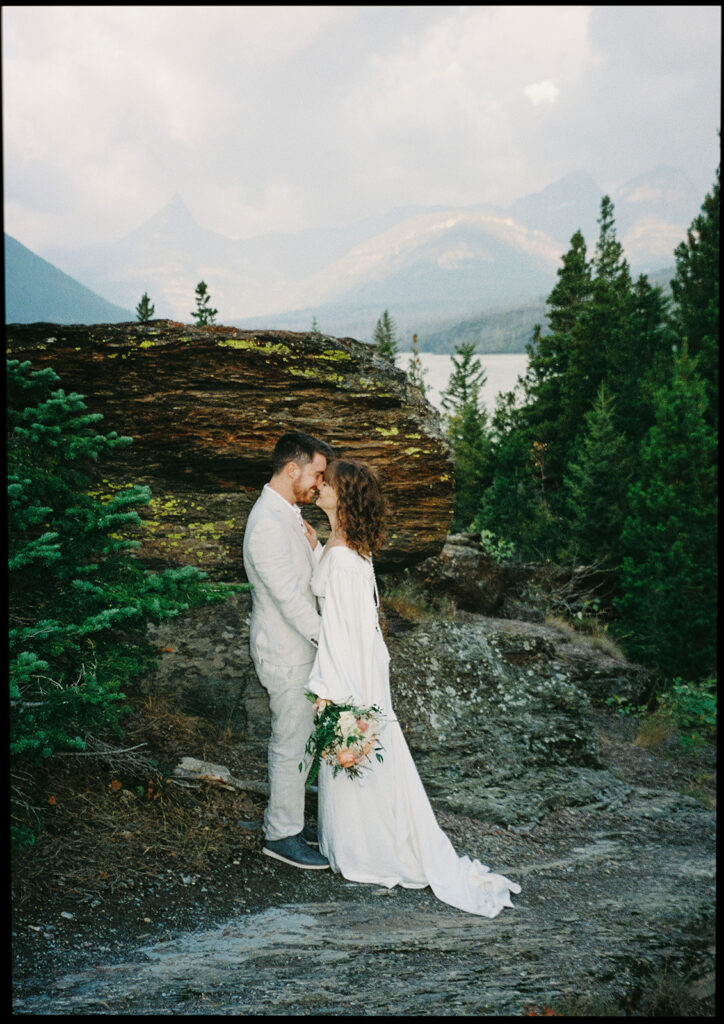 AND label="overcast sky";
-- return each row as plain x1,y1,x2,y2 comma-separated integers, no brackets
3,5,720,253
